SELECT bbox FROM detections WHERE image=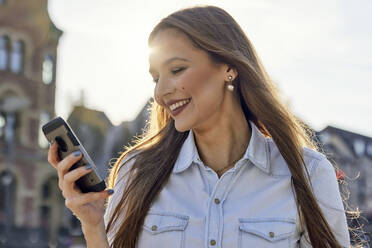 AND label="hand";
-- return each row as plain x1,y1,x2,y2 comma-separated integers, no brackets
47,141,114,228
